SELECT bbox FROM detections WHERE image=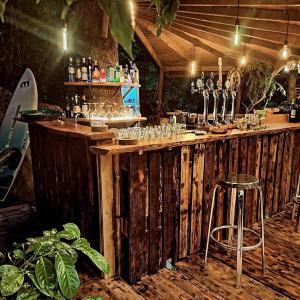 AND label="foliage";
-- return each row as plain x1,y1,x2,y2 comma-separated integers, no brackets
241,62,285,112
0,0,179,58
150,0,179,36
0,223,109,299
